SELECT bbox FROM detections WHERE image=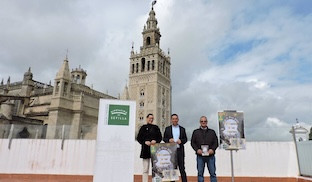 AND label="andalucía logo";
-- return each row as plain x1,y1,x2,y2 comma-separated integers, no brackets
108,104,130,125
